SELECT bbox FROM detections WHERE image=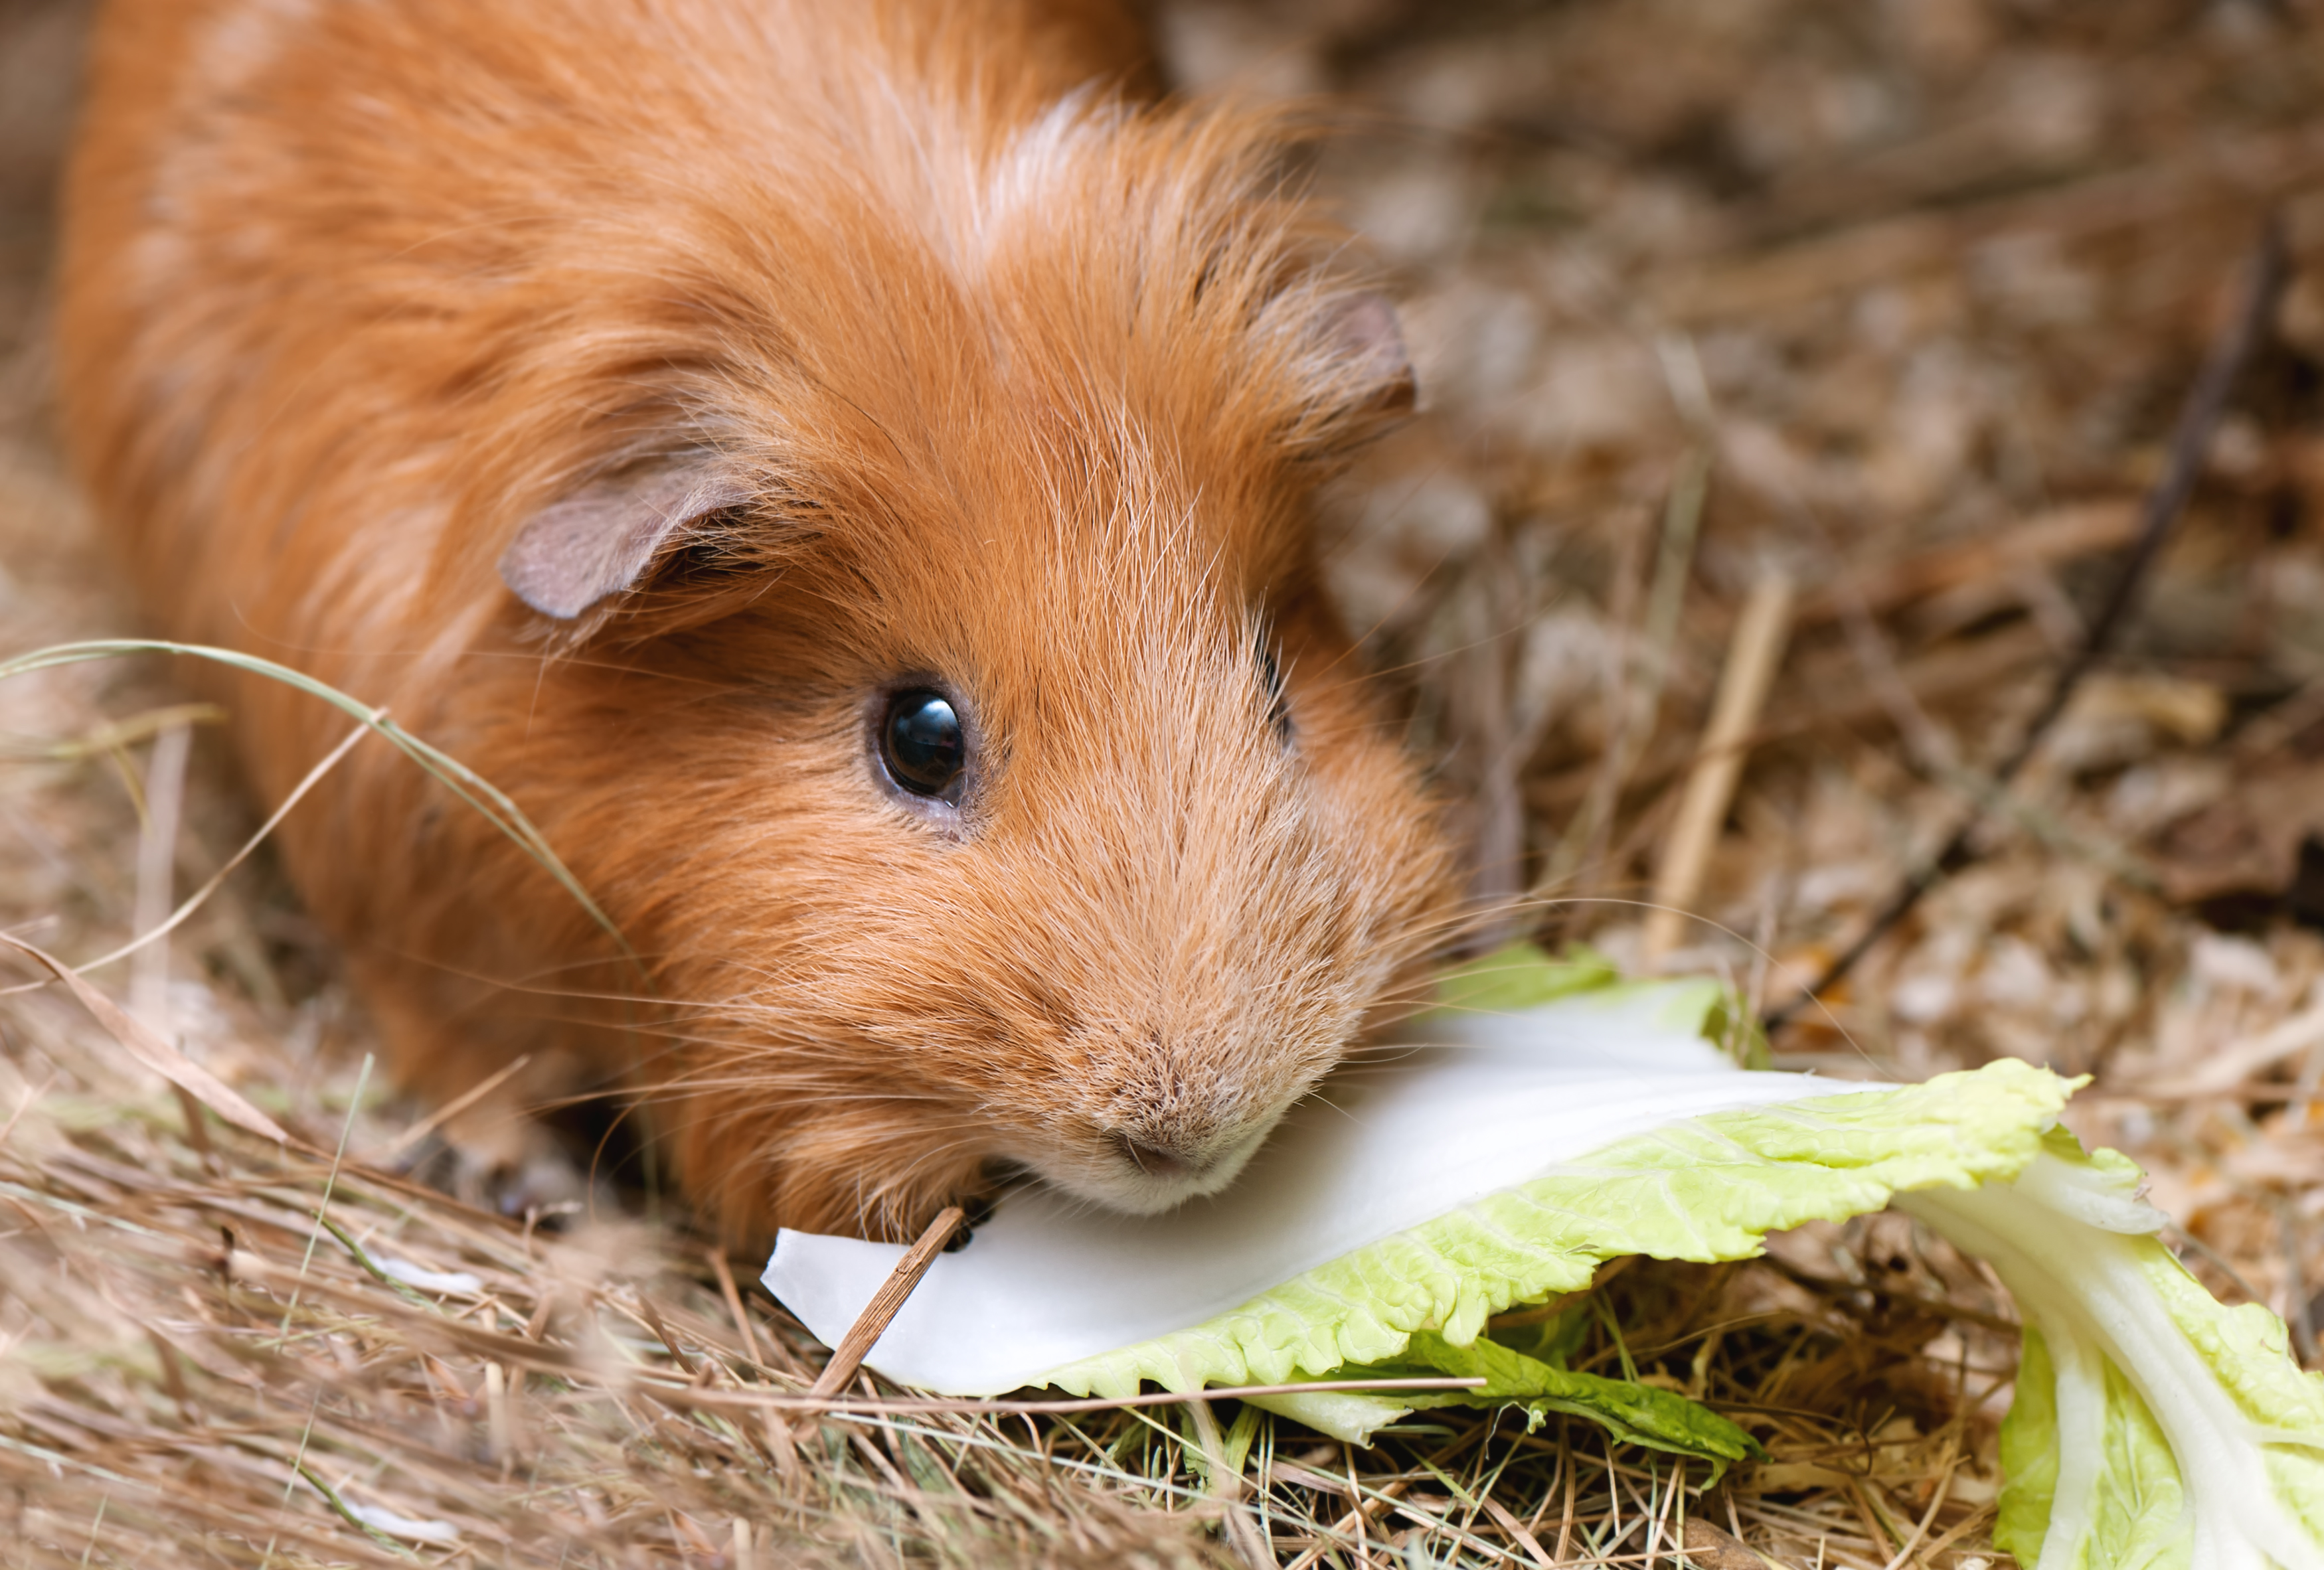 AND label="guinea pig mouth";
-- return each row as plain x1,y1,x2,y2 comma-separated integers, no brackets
1042,1121,1278,1216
